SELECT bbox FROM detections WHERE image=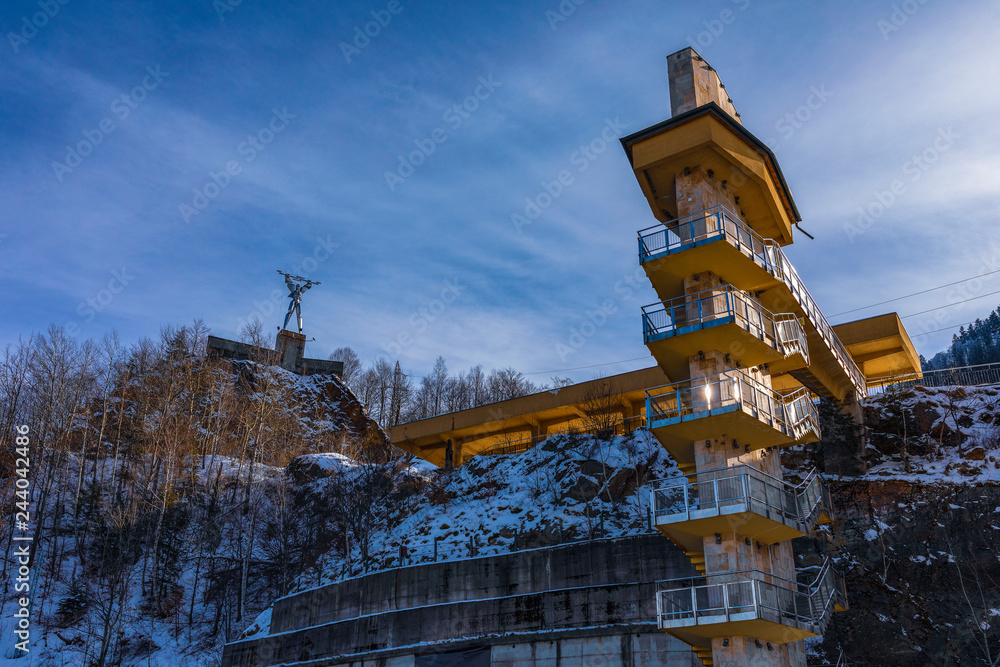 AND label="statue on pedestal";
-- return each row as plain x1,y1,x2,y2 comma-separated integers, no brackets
277,270,321,333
